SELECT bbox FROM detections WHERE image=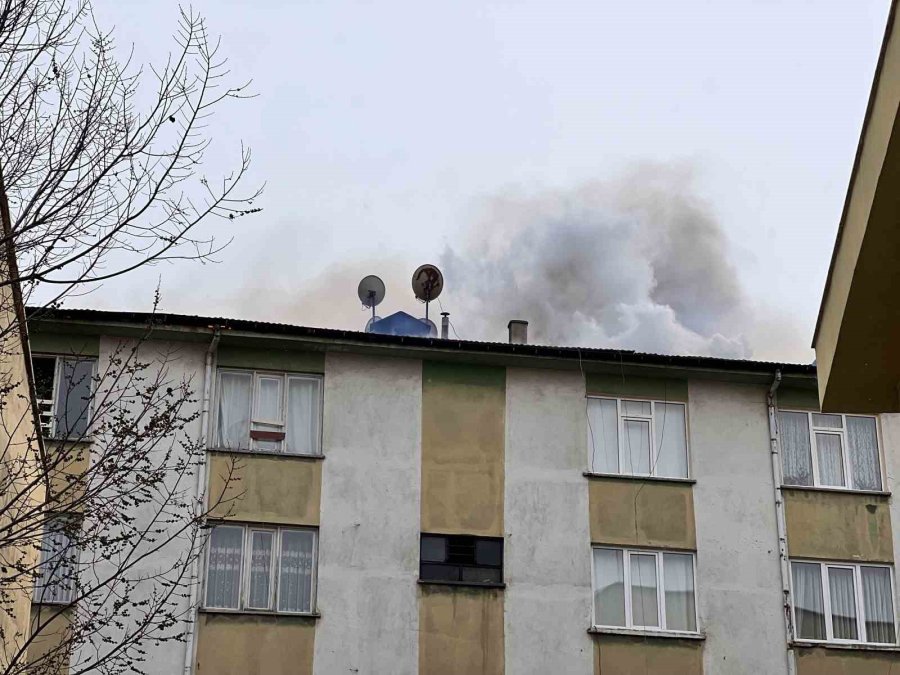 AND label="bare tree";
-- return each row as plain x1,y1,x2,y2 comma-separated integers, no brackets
0,0,254,671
